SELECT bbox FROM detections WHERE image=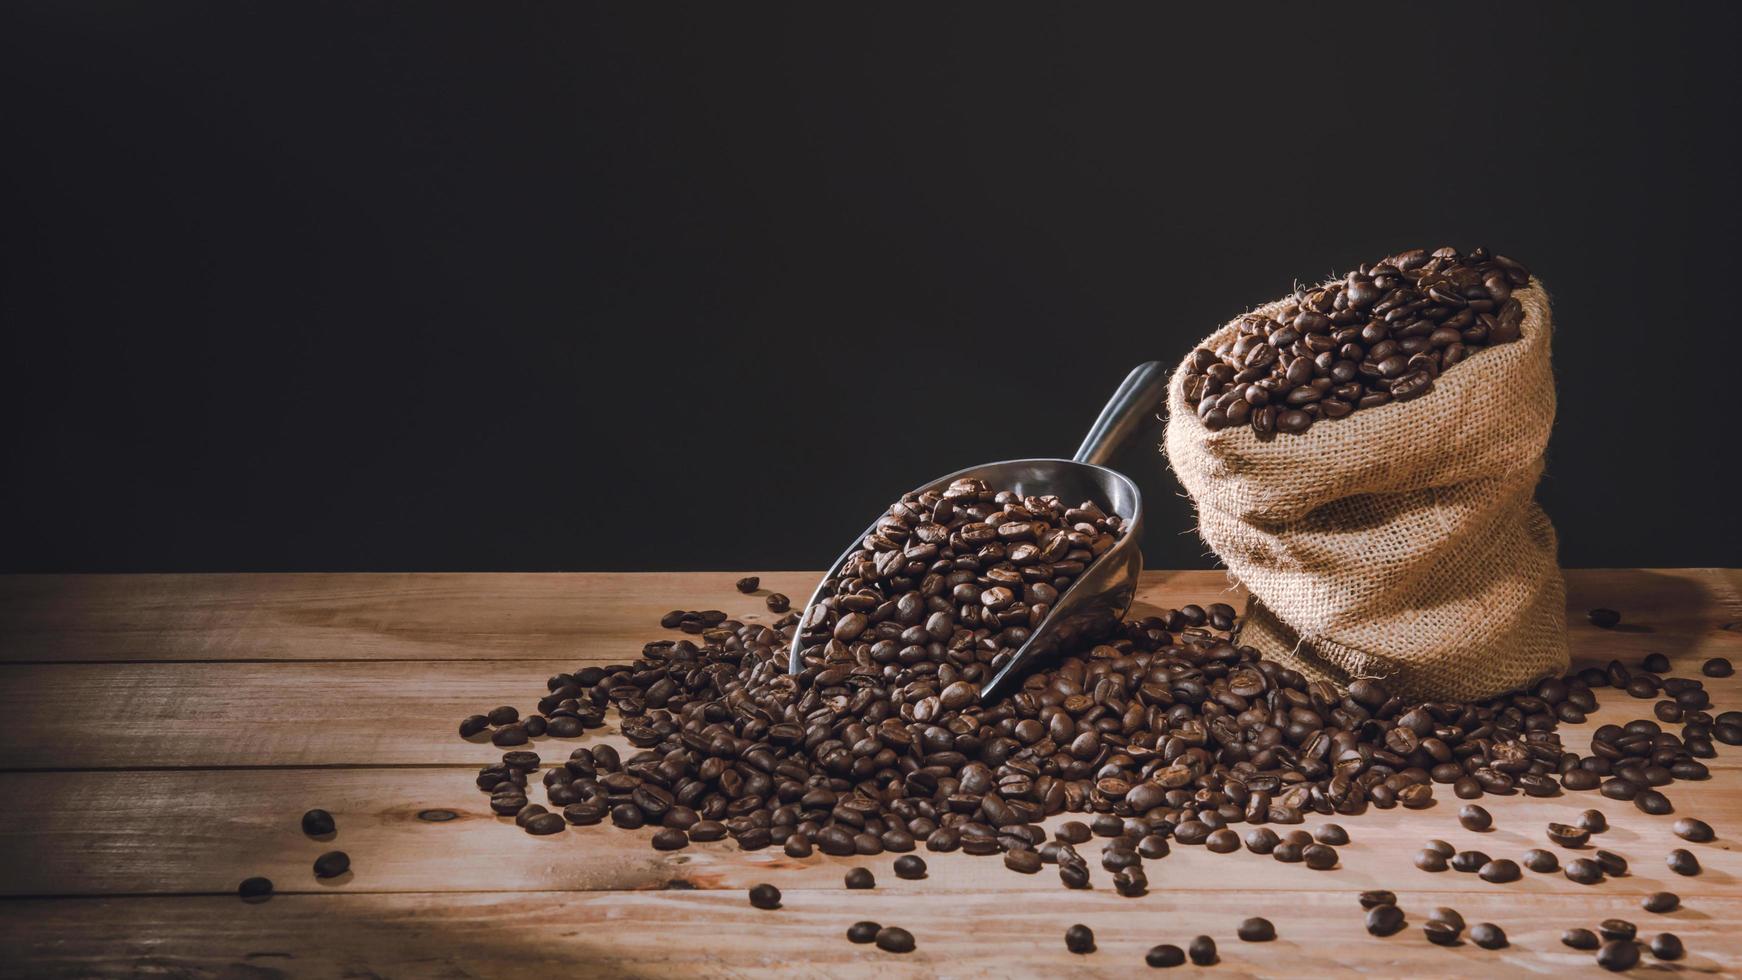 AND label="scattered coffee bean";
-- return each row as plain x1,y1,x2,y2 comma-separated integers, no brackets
1596,939,1639,971
1522,848,1559,872
1065,924,1096,954
1273,842,1304,863
1315,824,1349,845
1245,827,1280,854
650,827,687,850
1453,776,1483,799
1578,809,1608,833
1673,817,1714,842
875,926,915,954
1430,908,1465,931
1650,933,1684,961
1642,653,1670,673
844,868,875,889
1643,891,1680,913
1188,935,1217,965
1059,863,1091,889
1137,834,1171,859
893,855,926,880
1702,657,1733,677
748,883,781,909
1458,805,1492,832
458,714,489,738
486,705,518,726
1479,859,1520,883
1146,944,1186,967
1547,823,1590,848
847,921,880,944
1450,850,1489,873
1414,849,1448,872
1423,920,1461,945
1056,821,1091,844
1595,850,1628,876
1114,865,1149,897
1303,844,1338,870
238,876,273,901
734,576,759,594
1470,923,1507,949
1005,849,1043,874
1564,858,1604,885
490,725,528,747
1091,814,1126,838
1667,848,1701,876
783,835,812,858
525,812,565,835
1359,890,1396,909
1599,919,1636,942
1207,829,1241,853
1423,839,1455,858
416,809,457,822
1636,790,1673,815
1563,927,1600,949
312,851,349,878
1366,904,1406,937
1589,608,1621,629
764,593,790,613
1238,917,1276,942
301,809,336,837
